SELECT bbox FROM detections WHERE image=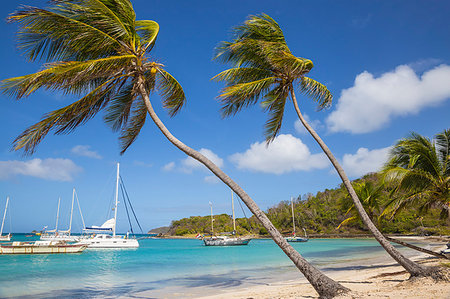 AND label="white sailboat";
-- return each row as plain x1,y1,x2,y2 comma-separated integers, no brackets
78,163,139,248
203,191,251,246
285,197,308,242
0,197,11,241
41,189,84,242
